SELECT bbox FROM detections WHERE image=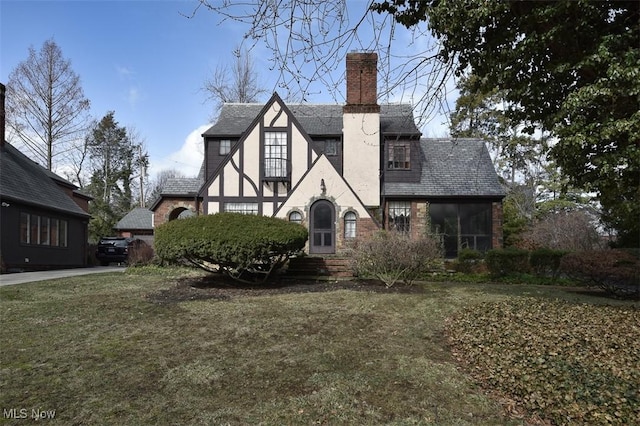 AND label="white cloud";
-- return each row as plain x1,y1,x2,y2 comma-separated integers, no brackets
149,123,211,179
